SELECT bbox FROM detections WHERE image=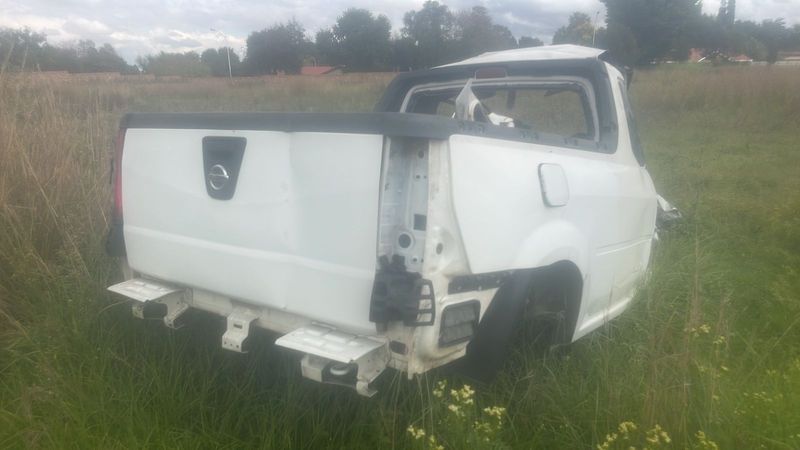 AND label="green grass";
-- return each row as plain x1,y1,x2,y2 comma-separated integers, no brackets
1,66,799,449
